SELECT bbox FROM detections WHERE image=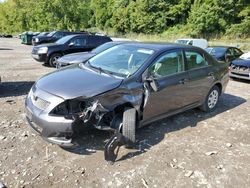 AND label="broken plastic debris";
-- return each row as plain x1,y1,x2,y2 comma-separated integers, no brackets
184,170,194,177
205,151,218,156
226,143,232,147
